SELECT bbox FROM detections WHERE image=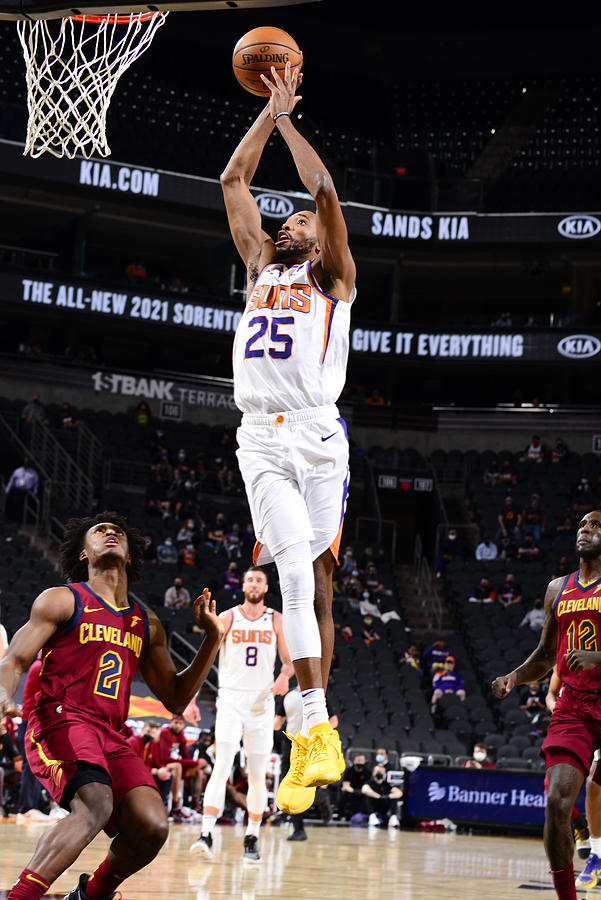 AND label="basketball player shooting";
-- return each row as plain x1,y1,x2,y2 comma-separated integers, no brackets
221,61,356,816
190,566,294,862
0,512,224,900
493,510,601,900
